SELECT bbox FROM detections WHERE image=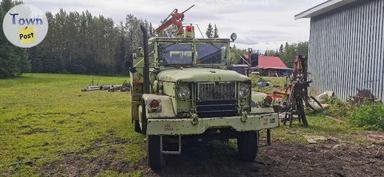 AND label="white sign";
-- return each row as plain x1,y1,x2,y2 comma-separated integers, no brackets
2,4,48,48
